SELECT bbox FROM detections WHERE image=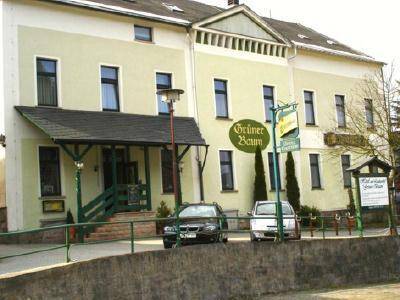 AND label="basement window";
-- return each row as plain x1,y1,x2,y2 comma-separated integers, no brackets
162,3,184,12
